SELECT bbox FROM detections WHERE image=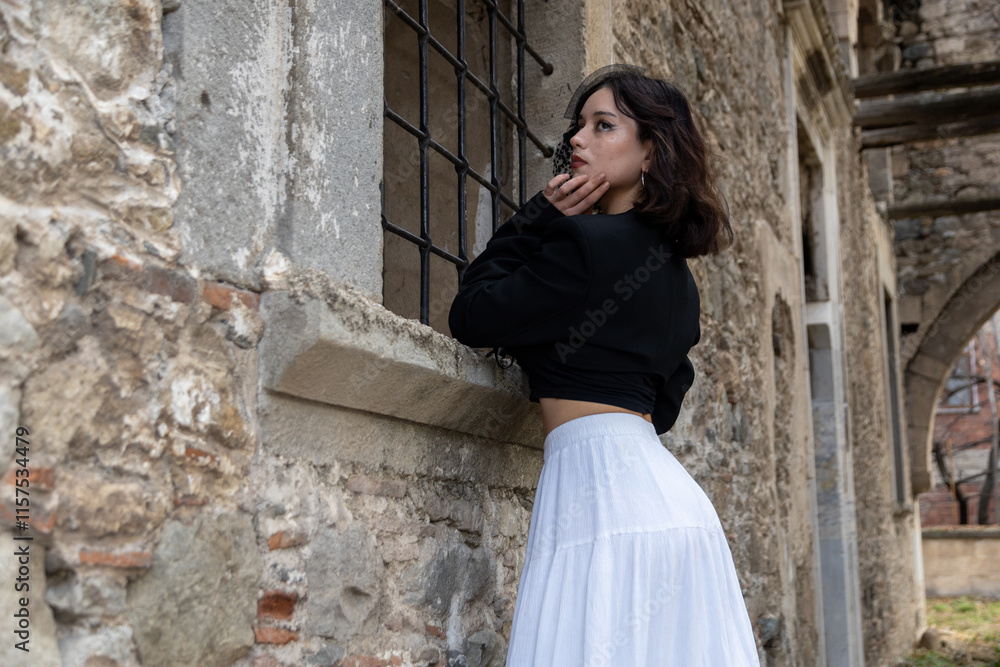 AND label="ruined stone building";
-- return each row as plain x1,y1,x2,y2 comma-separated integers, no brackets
919,312,1000,527
6,0,999,665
